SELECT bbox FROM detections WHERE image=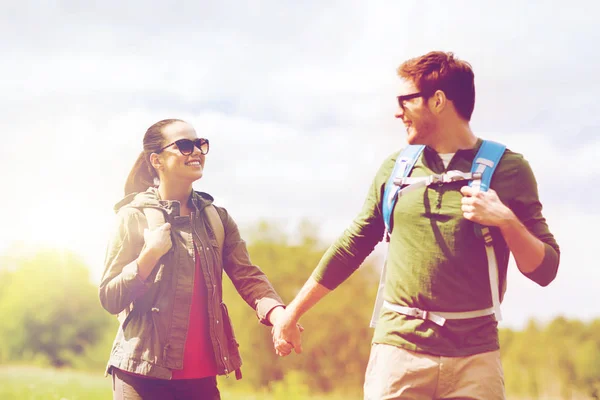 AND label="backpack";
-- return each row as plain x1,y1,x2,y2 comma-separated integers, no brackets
122,203,224,321
143,204,224,256
370,140,506,328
